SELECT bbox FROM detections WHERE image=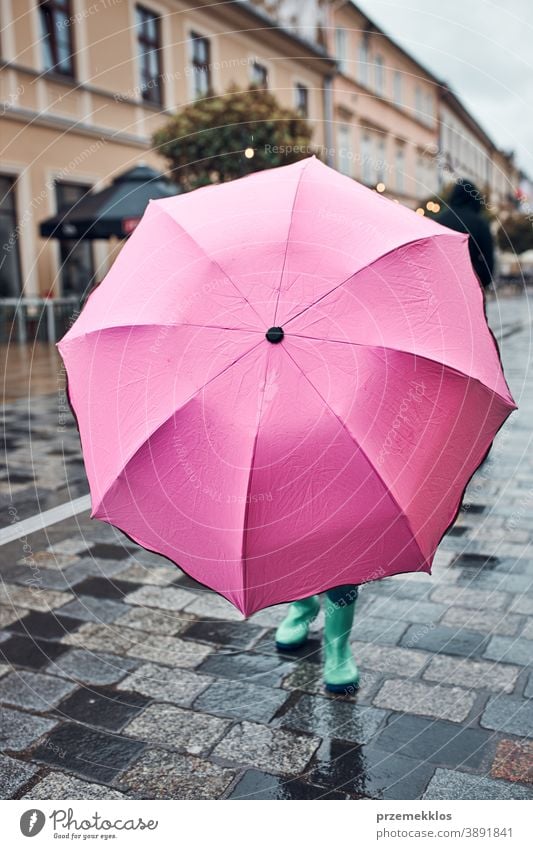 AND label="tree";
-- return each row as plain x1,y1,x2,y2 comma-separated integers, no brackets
496,214,533,254
153,85,314,191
